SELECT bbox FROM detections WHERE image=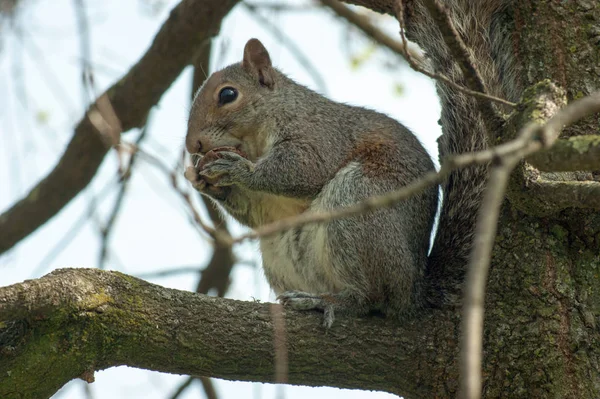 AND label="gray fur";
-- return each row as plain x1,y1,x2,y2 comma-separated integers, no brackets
187,0,520,320
403,0,518,304
186,41,438,323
